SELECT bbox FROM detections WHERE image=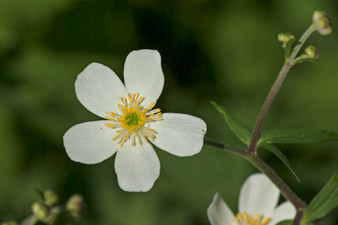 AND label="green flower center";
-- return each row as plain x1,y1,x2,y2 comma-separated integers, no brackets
121,107,146,131
124,111,143,127
104,93,162,146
